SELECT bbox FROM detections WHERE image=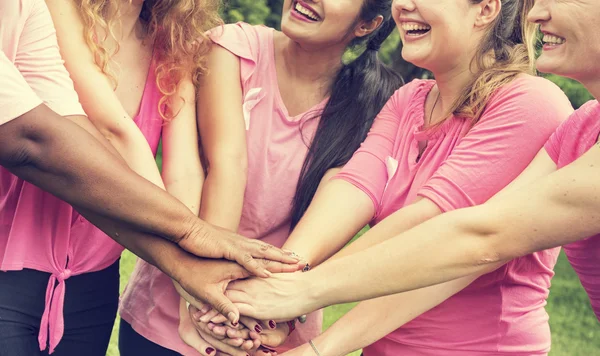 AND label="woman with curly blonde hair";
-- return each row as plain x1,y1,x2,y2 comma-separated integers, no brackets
0,0,225,355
